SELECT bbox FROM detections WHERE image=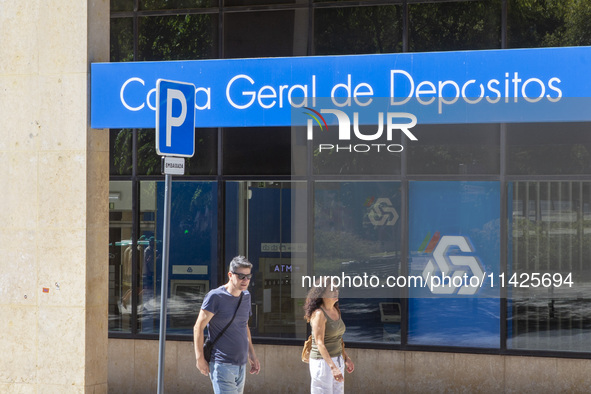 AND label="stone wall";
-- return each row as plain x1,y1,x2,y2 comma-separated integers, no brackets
0,1,110,392
109,339,591,393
